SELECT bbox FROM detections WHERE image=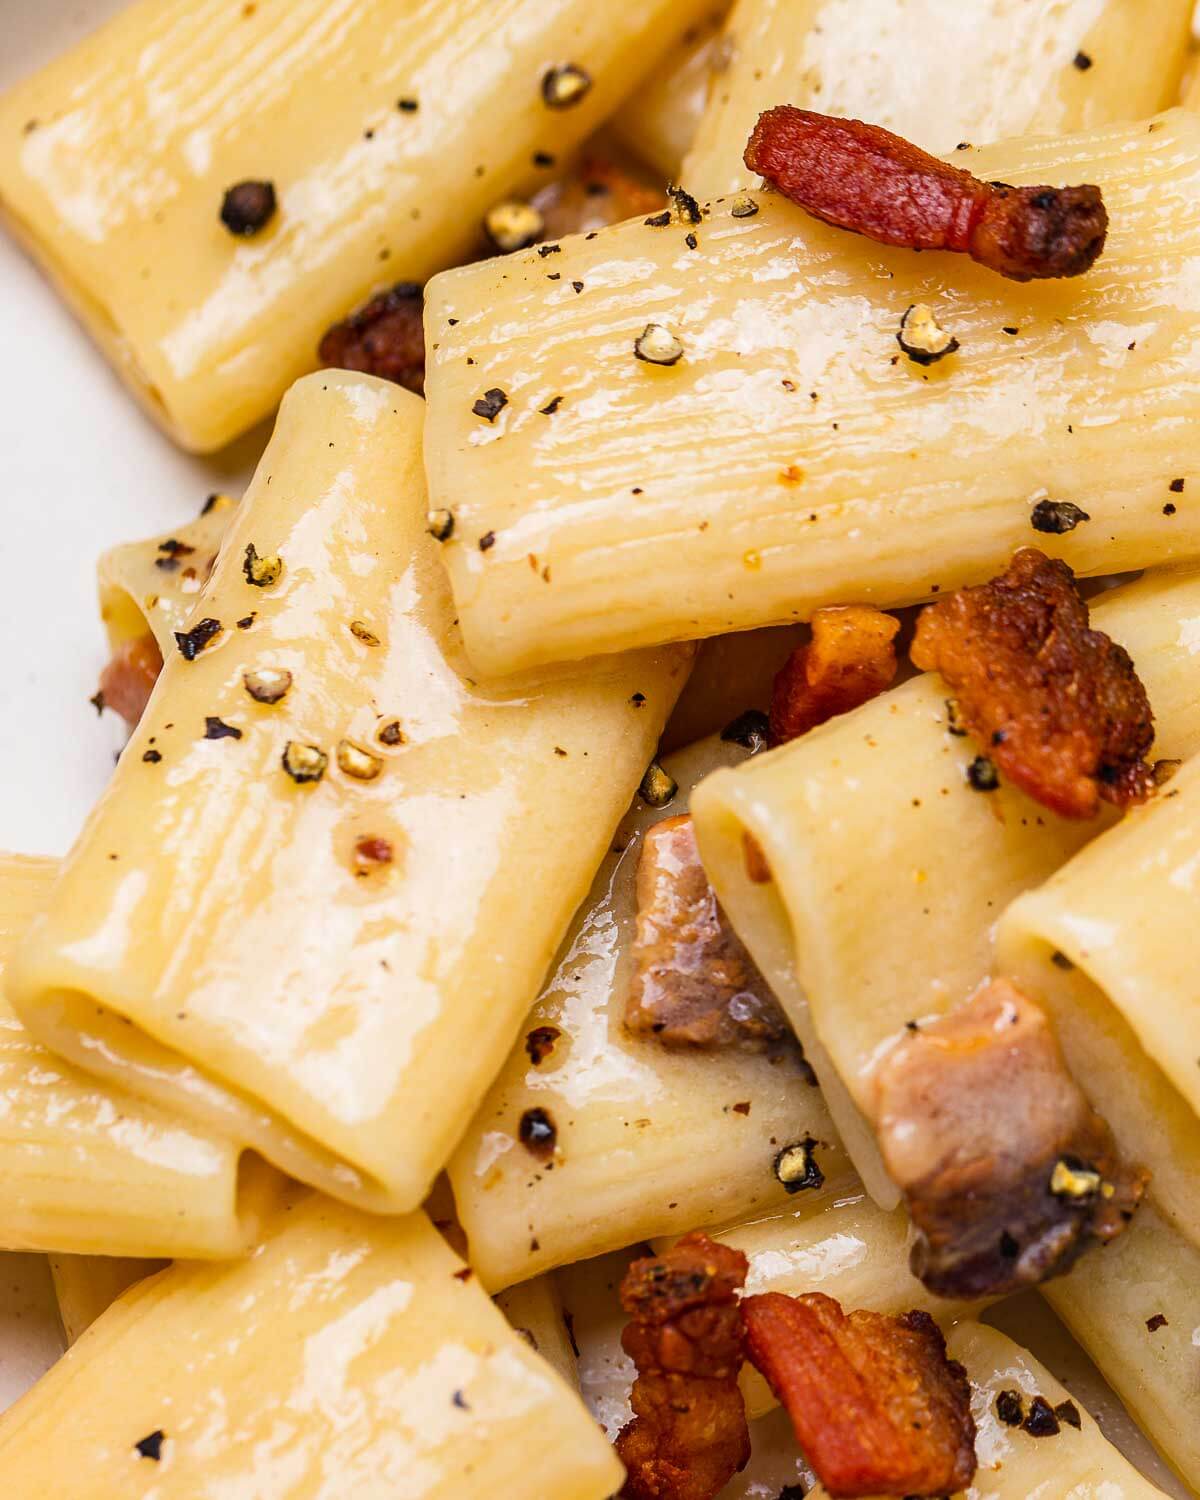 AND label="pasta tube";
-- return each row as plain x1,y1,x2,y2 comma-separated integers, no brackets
424,109,1200,675
0,0,717,453
1043,1203,1200,1495
49,1256,160,1347
448,732,849,1291
996,752,1200,1246
9,373,690,1215
494,1275,580,1391
0,853,279,1259
690,568,1200,1206
684,0,1193,194
612,7,729,179
0,1197,625,1500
